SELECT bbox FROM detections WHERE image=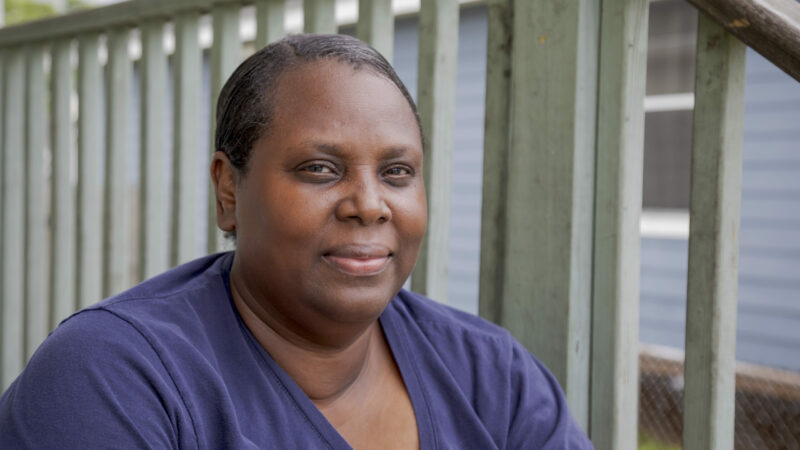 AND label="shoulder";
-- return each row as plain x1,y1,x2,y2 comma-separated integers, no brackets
0,309,186,448
387,290,593,449
0,254,235,448
76,252,234,343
